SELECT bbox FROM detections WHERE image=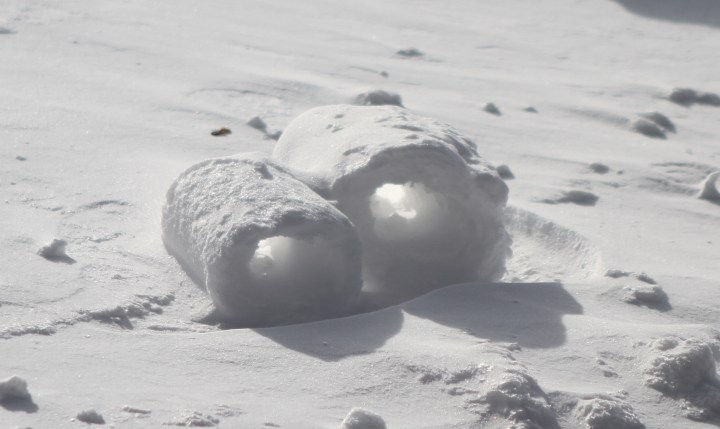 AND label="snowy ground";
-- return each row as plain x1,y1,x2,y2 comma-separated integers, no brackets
1,0,720,427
